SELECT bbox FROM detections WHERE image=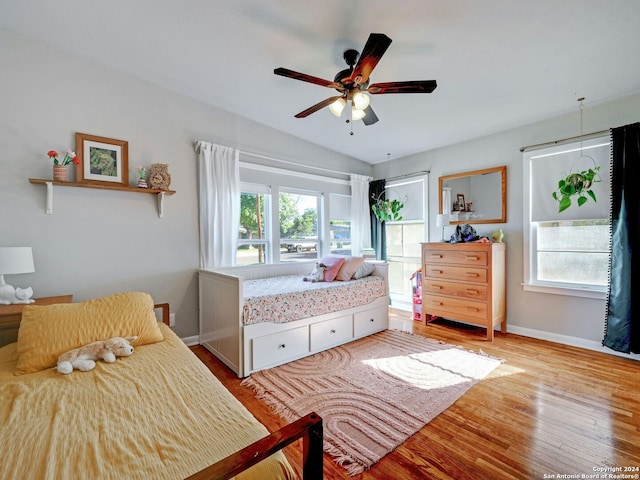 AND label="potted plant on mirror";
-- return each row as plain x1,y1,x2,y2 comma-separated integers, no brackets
551,164,601,213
